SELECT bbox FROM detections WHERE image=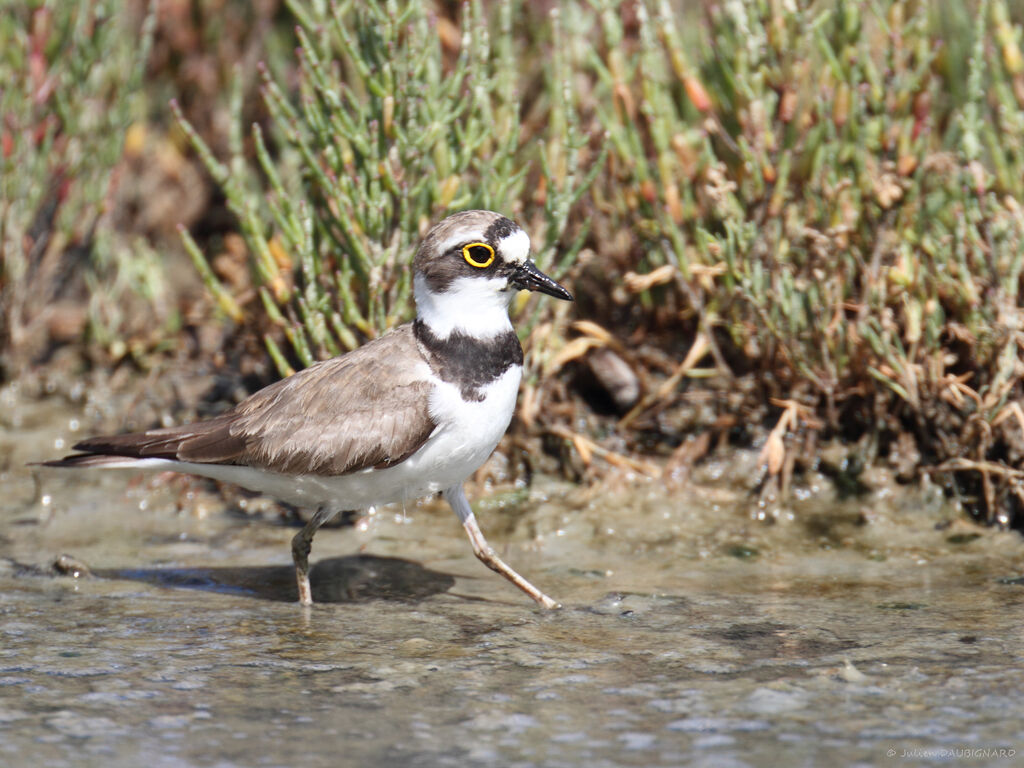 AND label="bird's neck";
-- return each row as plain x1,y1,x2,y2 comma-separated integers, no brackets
413,274,515,340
